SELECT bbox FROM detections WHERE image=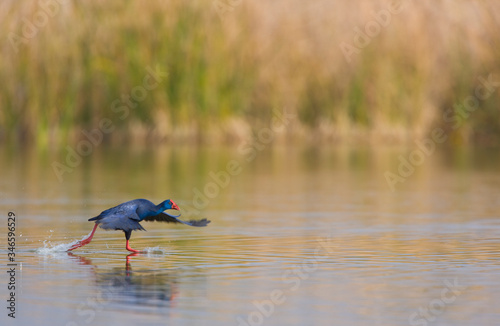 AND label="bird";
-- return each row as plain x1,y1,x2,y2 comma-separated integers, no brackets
67,198,210,253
